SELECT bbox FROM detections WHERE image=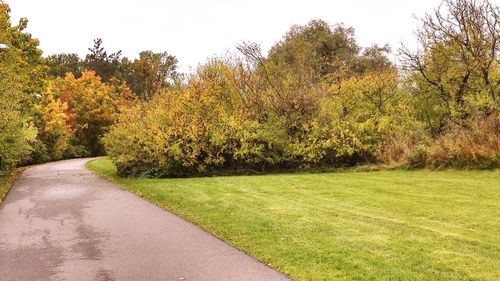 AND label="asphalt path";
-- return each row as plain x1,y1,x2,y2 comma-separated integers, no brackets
0,158,291,281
